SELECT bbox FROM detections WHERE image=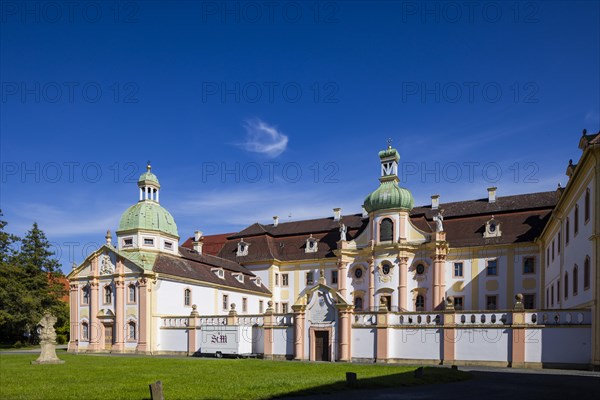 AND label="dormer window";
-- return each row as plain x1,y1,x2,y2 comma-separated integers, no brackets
233,273,244,283
237,240,249,256
305,235,318,253
251,277,261,287
212,268,225,279
123,238,133,248
483,217,502,238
